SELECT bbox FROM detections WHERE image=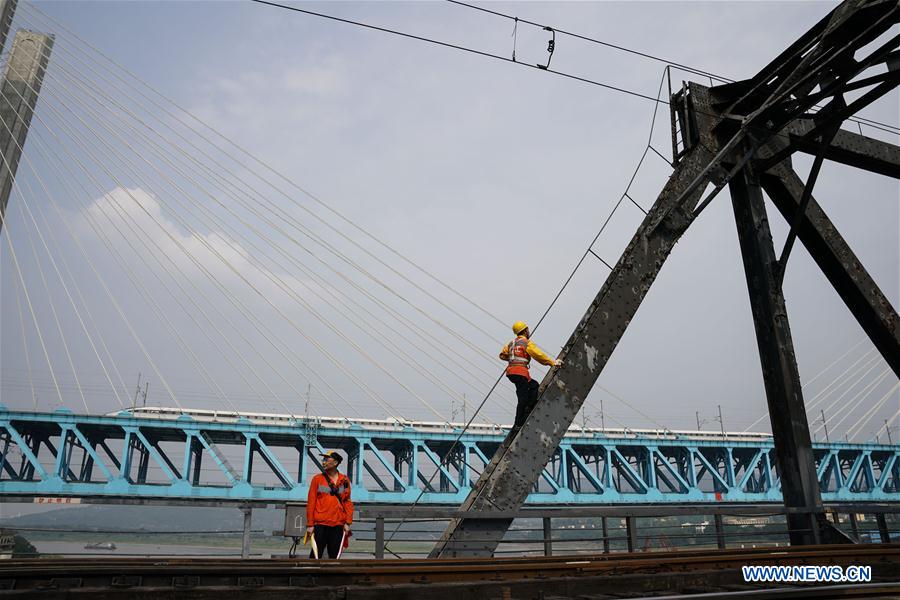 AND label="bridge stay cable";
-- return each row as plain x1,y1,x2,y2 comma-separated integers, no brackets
3,38,508,429
0,99,194,413
0,92,133,413
10,179,125,410
743,347,882,432
9,271,37,409
30,69,467,425
15,84,415,423
845,381,900,441
10,10,520,422
20,125,331,420
5,82,364,423
24,199,134,409
19,2,513,345
10,11,528,422
9,144,248,418
741,338,869,432
1,70,240,415
822,369,893,437
17,4,699,428
11,202,89,412
0,212,67,409
810,356,889,431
